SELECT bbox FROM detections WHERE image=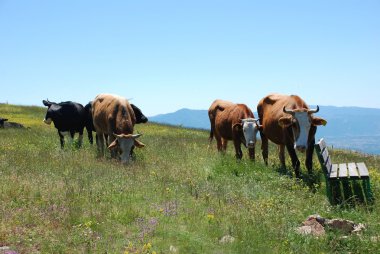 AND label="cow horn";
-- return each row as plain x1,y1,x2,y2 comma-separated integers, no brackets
283,106,294,114
132,133,142,139
308,105,319,114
